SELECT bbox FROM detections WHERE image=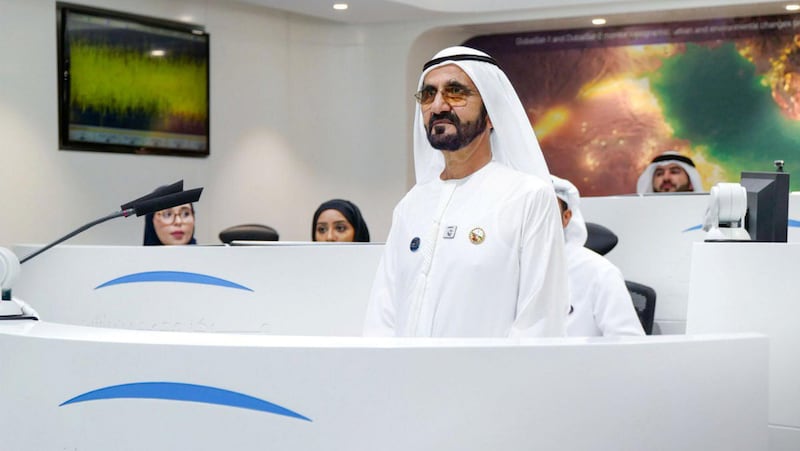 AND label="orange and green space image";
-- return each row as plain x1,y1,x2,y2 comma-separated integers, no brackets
467,15,800,195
